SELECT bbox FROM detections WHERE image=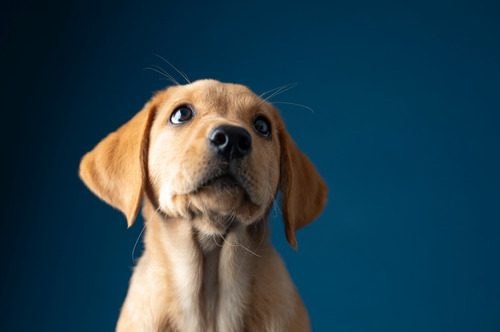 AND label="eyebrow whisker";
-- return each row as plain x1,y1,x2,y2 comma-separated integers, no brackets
259,82,298,104
271,101,315,113
259,84,290,99
144,65,181,85
151,65,181,85
259,82,297,99
154,54,191,84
